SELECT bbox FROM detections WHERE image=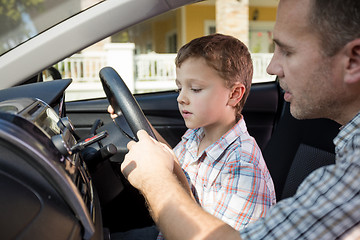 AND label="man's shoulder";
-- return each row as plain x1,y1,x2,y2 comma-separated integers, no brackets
339,131,360,164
